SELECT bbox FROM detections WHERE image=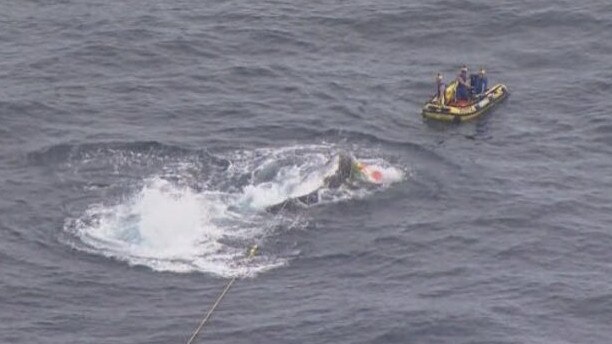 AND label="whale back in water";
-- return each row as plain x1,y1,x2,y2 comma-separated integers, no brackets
265,153,356,213
324,153,354,189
